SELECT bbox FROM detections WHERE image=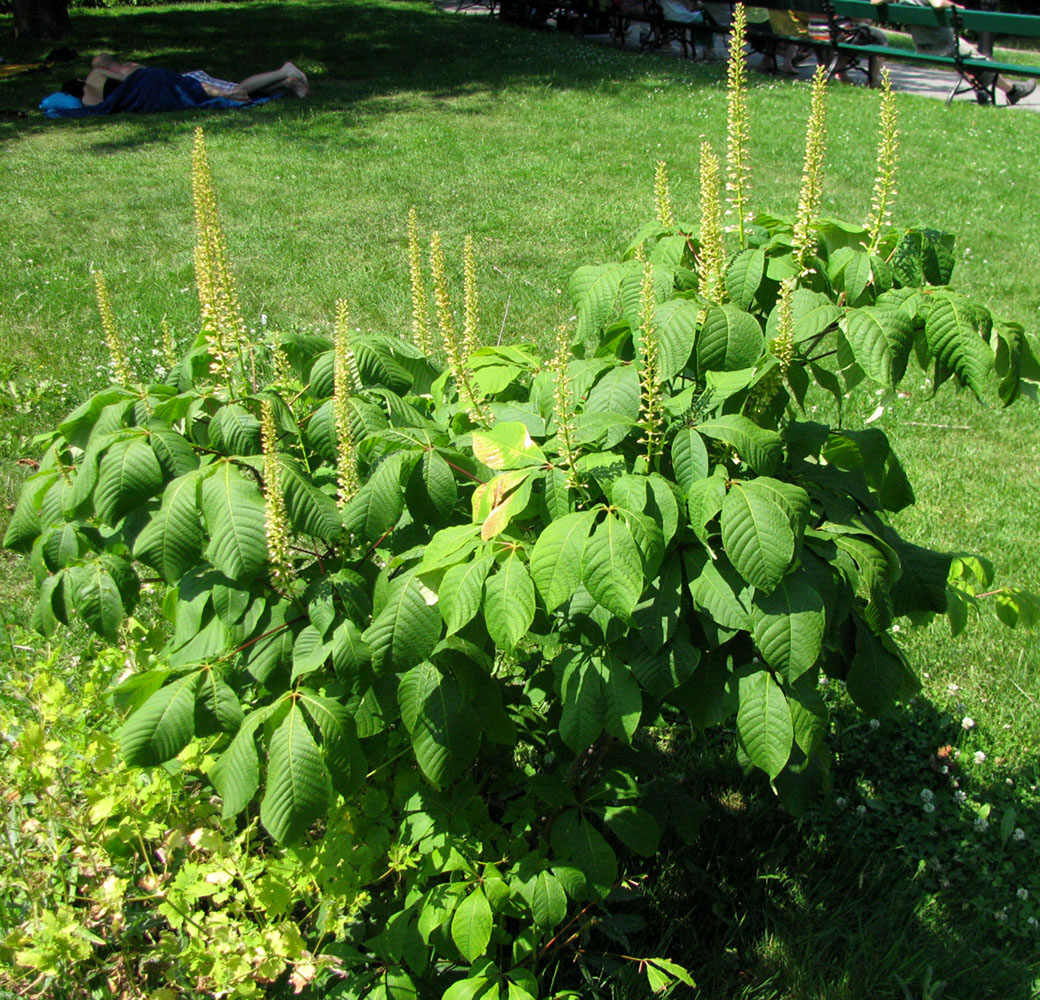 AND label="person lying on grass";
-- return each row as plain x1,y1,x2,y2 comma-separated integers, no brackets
55,54,308,114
